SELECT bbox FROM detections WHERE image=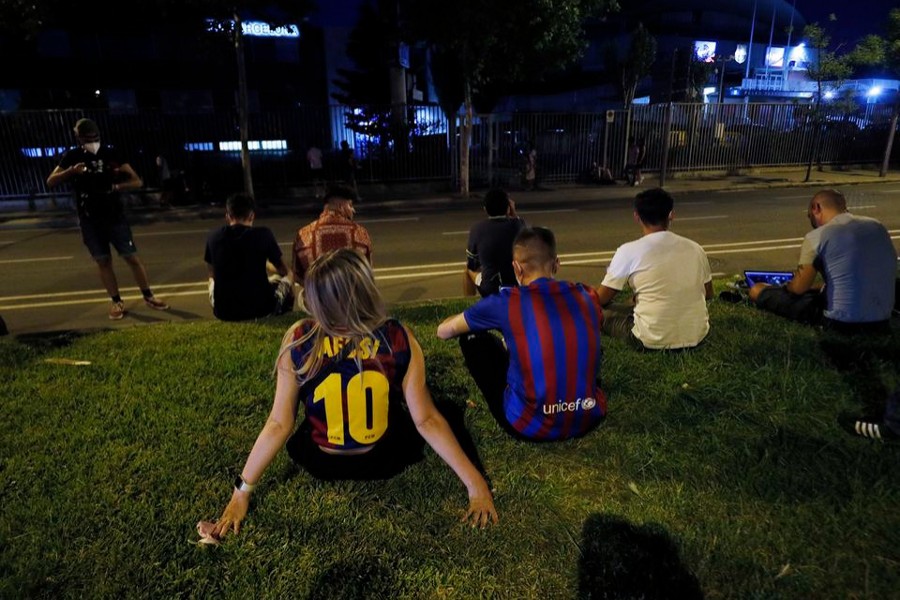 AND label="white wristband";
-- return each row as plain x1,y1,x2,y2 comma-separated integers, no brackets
234,476,256,493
